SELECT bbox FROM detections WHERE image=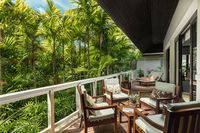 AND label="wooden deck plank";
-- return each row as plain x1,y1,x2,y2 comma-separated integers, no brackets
63,115,133,133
